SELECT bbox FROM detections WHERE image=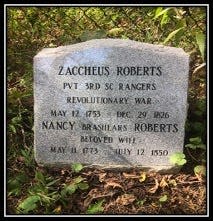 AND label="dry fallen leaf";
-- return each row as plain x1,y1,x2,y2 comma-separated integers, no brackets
159,176,168,188
53,205,62,213
84,188,114,208
169,179,177,187
151,202,158,208
61,170,65,175
148,178,159,193
83,188,100,207
104,181,124,190
122,172,140,179
98,173,107,182
82,171,93,176
139,172,146,183
116,194,136,205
